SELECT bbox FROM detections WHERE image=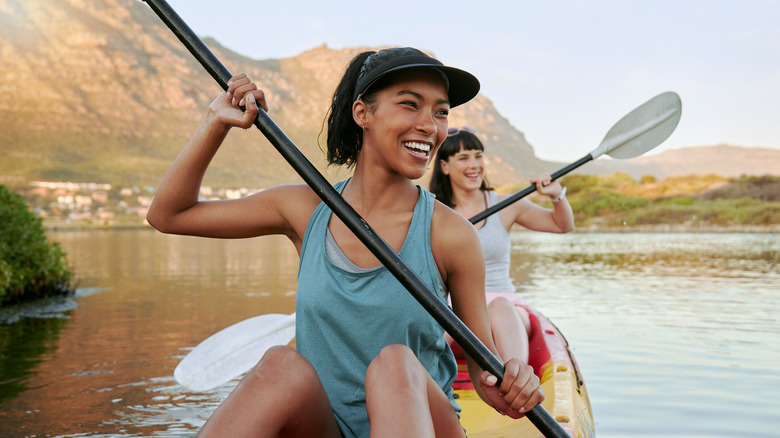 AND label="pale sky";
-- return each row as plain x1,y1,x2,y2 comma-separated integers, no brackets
161,0,779,161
